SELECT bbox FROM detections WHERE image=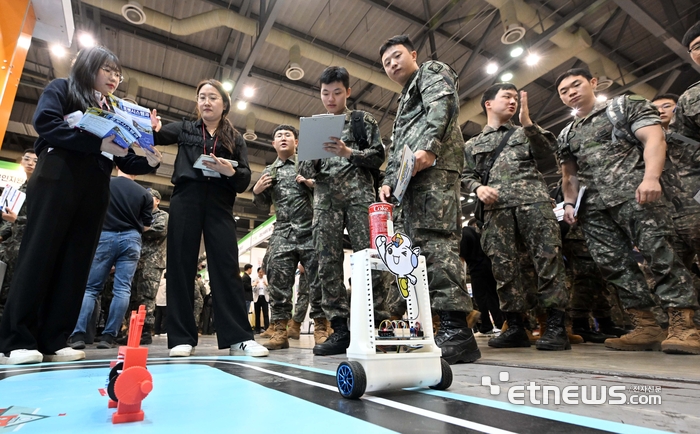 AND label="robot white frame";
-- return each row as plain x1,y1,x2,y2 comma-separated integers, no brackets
335,248,452,399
